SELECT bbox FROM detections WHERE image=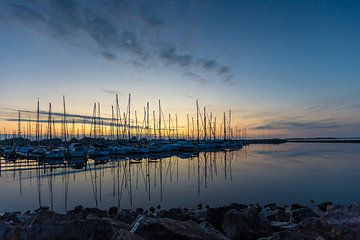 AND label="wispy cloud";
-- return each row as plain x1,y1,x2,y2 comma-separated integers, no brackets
101,89,123,95
1,0,235,84
253,119,340,131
